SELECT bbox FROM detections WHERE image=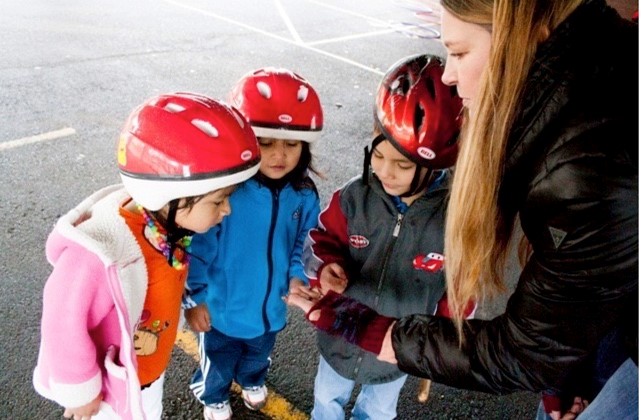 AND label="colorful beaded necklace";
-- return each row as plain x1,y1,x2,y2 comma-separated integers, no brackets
138,205,192,270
